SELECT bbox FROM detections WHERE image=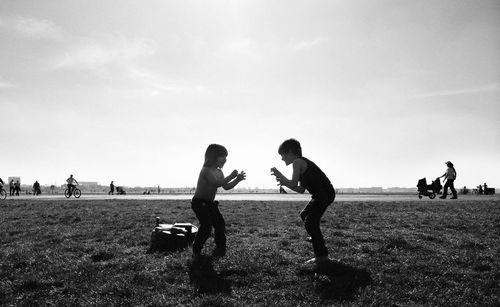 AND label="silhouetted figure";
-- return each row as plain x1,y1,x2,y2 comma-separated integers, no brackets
9,179,14,196
271,139,335,266
66,174,78,196
191,144,246,259
440,161,457,199
14,180,20,196
478,185,483,195
33,181,41,196
109,181,115,195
